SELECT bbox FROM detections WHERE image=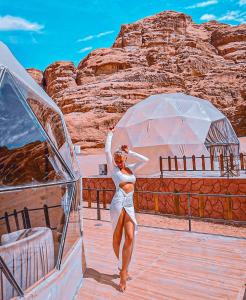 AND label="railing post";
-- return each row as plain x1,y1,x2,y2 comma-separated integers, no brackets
21,210,27,229
199,195,205,218
240,153,244,170
159,156,163,178
229,153,234,170
183,155,187,171
103,190,107,209
154,194,159,213
24,207,31,228
43,204,51,228
13,209,20,230
88,189,92,208
96,190,101,221
192,155,196,171
4,212,11,233
201,155,205,171
210,154,214,171
174,192,180,215
219,154,224,172
168,156,171,171
225,196,233,220
174,156,178,171
134,190,139,211
188,193,191,231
